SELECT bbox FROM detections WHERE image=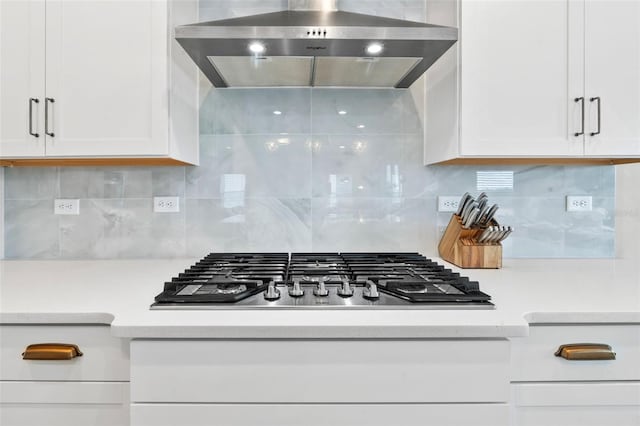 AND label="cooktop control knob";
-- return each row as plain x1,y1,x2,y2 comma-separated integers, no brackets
289,280,304,297
313,281,329,297
363,282,379,300
337,281,354,297
264,283,281,301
